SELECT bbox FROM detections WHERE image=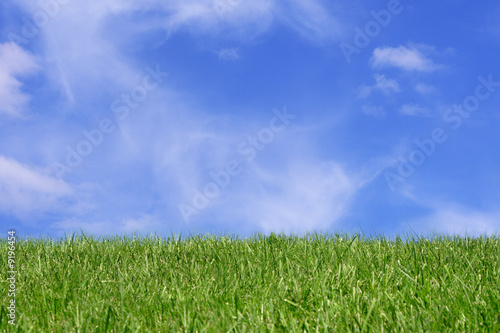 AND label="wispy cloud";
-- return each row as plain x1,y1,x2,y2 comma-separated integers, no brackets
399,103,430,116
275,0,342,43
358,74,400,99
0,43,39,117
405,206,500,237
230,160,356,234
0,155,72,218
414,83,437,95
371,45,441,72
217,47,240,61
40,0,341,44
159,0,274,37
121,214,161,234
